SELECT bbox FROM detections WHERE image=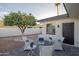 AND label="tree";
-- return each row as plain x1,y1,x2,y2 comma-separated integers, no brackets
3,11,36,40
